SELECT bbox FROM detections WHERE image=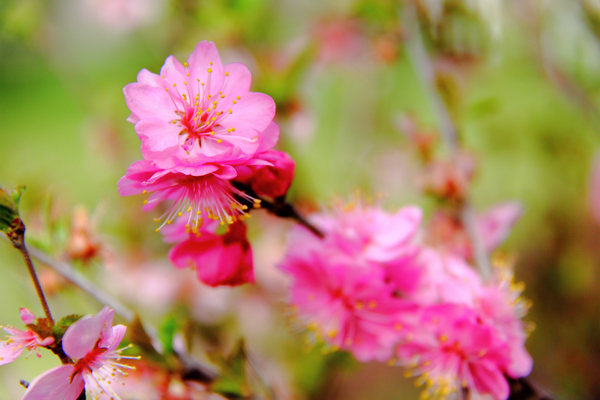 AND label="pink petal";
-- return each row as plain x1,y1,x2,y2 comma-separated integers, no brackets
135,118,181,152
256,122,280,153
106,325,127,352
220,92,276,135
0,340,26,365
590,153,600,225
478,201,523,252
123,83,178,122
221,62,252,93
62,307,113,359
470,360,510,400
137,68,162,87
187,41,224,99
160,55,187,88
19,308,36,324
22,365,84,400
